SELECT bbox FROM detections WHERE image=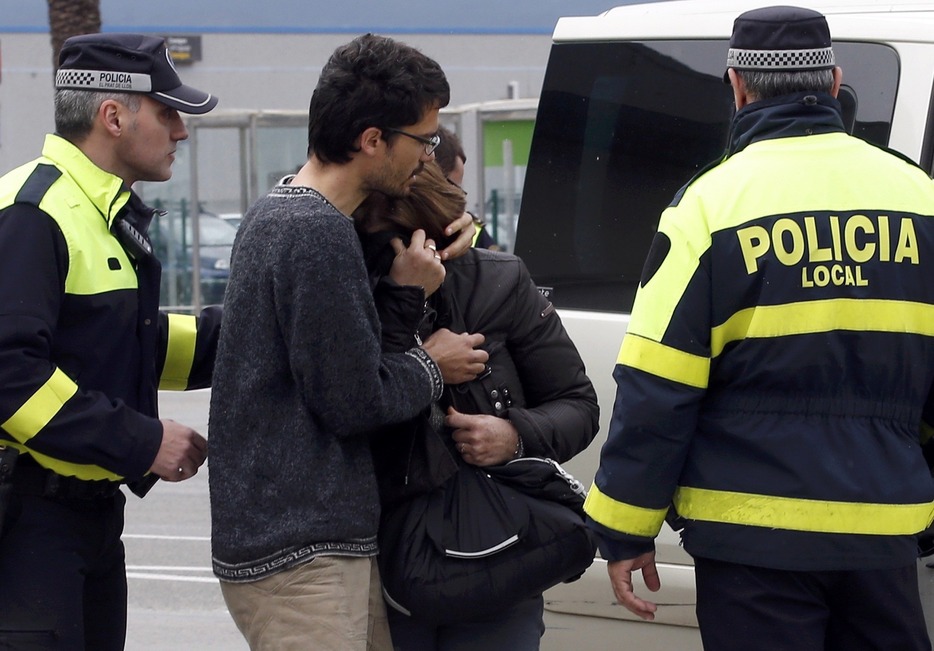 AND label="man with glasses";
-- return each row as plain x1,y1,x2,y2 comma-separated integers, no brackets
208,33,489,651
